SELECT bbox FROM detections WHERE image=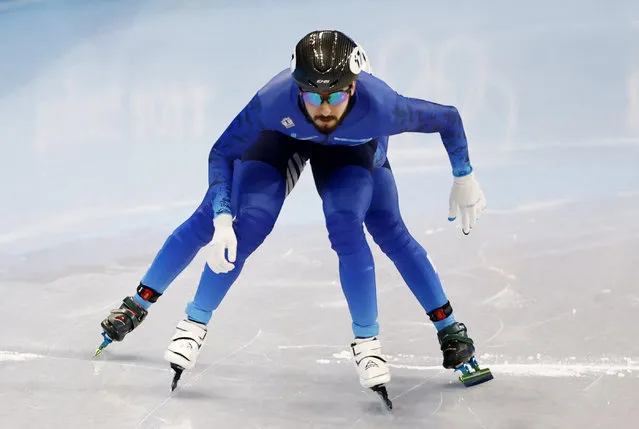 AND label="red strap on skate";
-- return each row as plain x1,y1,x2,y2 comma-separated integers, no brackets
136,283,162,303
427,301,453,322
